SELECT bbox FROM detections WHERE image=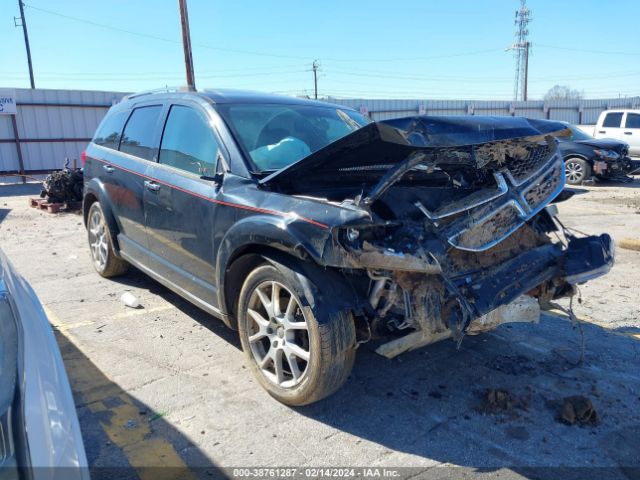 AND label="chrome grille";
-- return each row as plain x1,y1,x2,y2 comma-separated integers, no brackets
506,144,551,184
450,205,521,251
523,161,563,210
443,149,565,252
